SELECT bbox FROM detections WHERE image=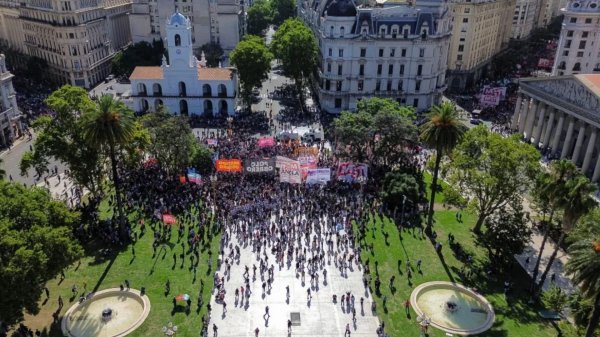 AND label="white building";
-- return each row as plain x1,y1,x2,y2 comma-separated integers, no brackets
129,0,244,53
129,12,237,116
0,0,132,88
298,0,451,113
0,54,22,148
512,0,539,39
552,0,600,76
